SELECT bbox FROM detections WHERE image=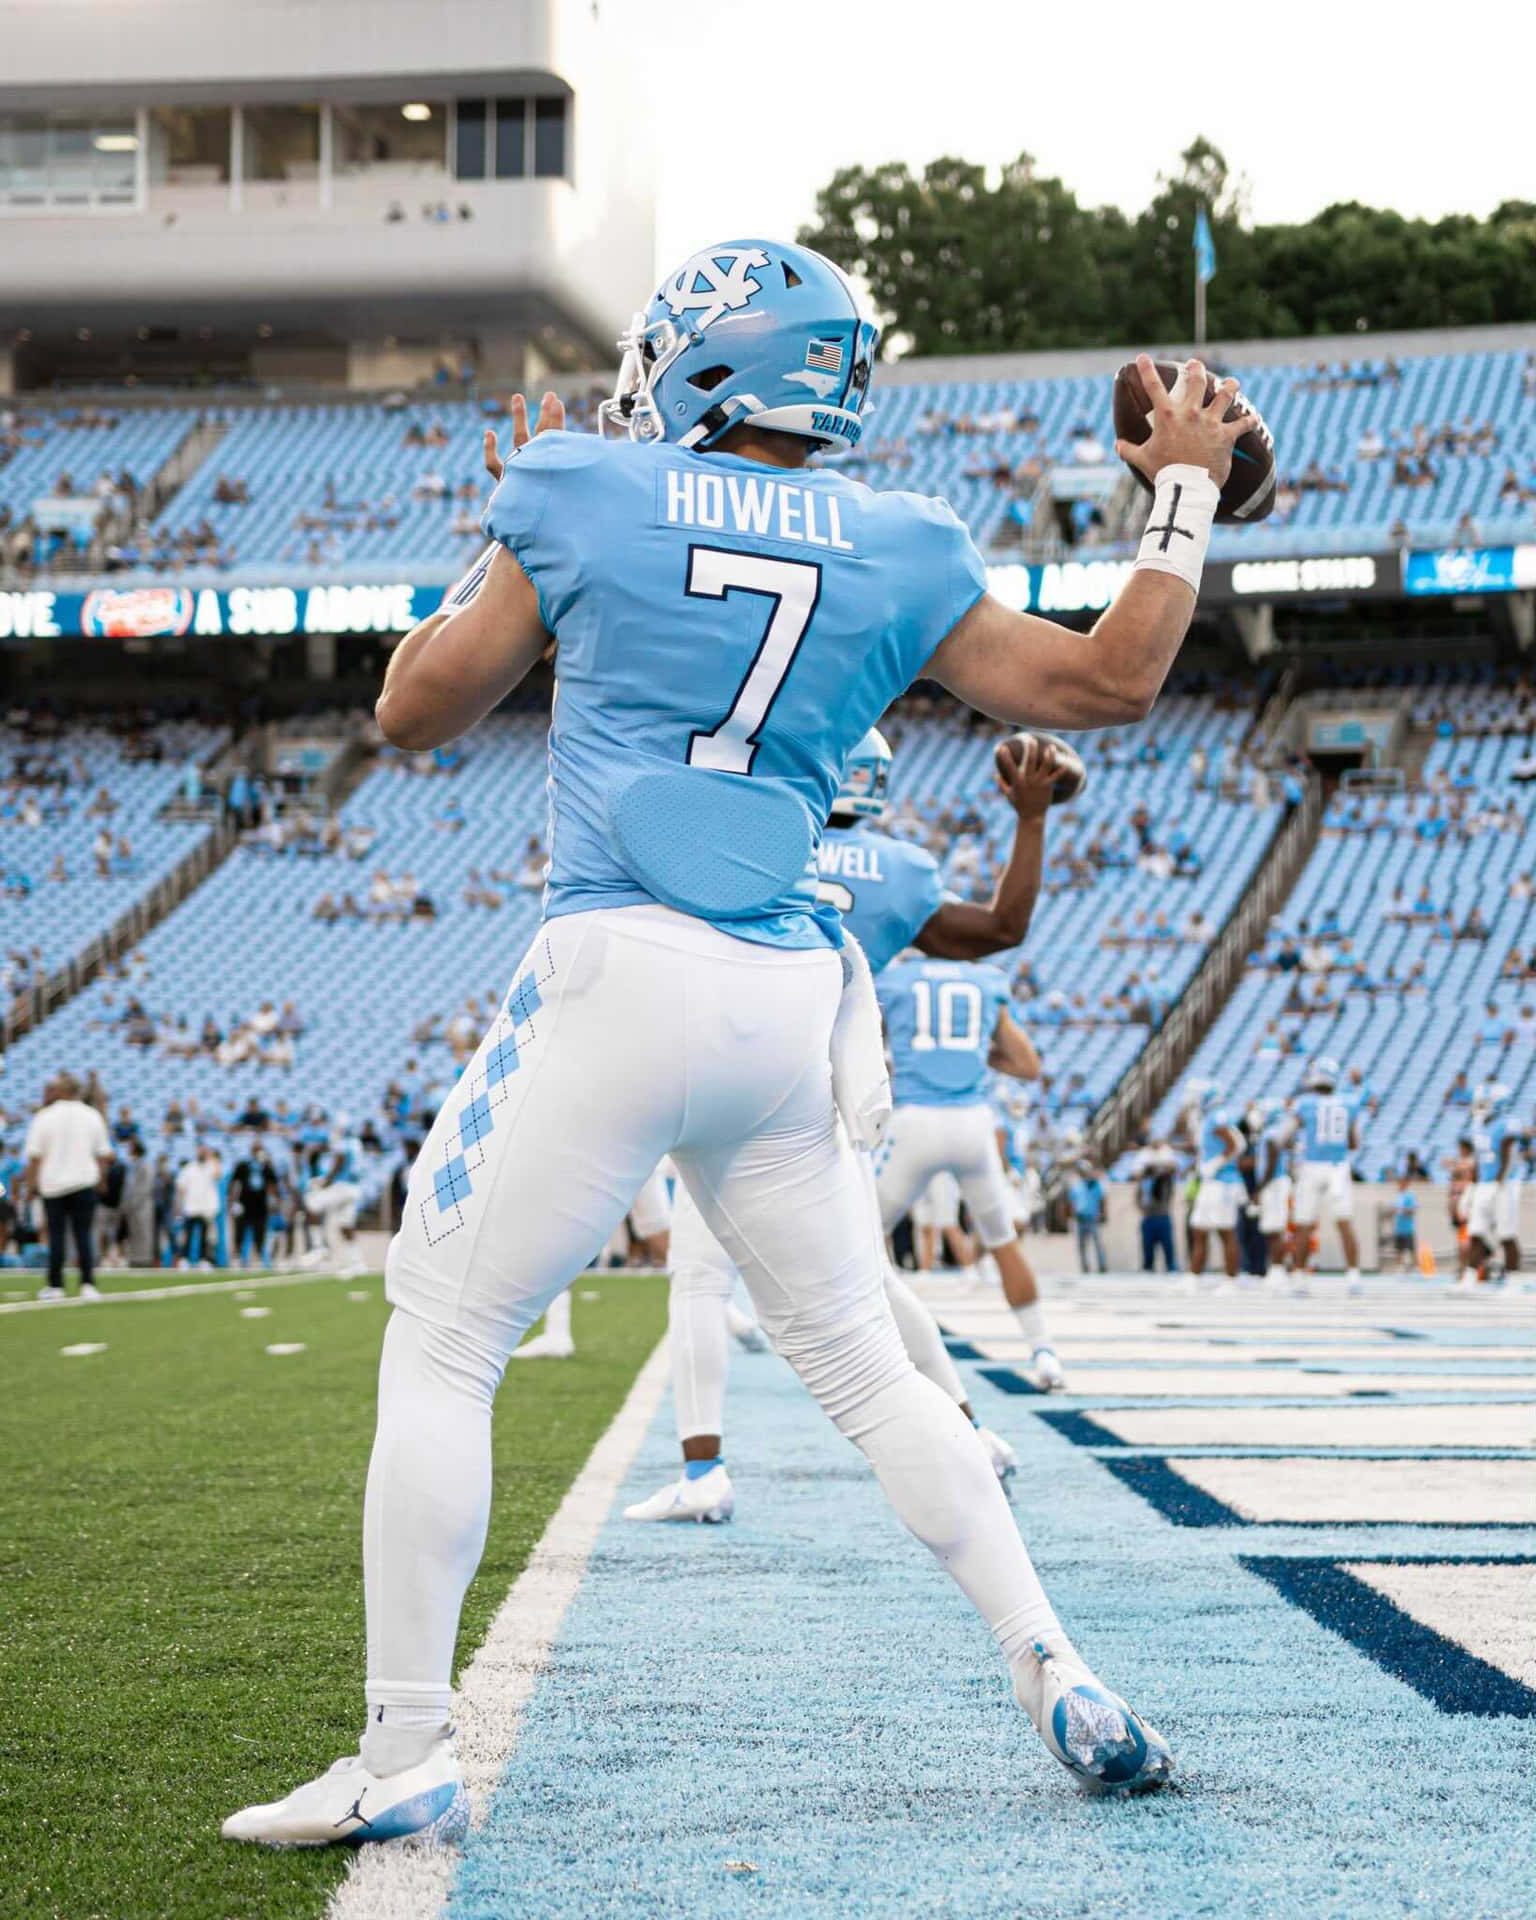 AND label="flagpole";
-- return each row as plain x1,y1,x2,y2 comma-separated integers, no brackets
1194,203,1207,348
